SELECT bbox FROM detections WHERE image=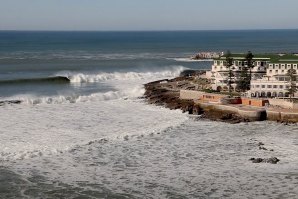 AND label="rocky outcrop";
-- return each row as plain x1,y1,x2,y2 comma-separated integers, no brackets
249,157,280,164
144,83,202,115
0,100,22,106
144,80,248,123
